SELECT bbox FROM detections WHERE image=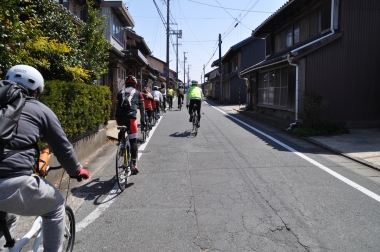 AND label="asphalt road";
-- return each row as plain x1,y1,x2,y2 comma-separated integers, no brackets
70,99,380,252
